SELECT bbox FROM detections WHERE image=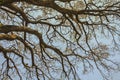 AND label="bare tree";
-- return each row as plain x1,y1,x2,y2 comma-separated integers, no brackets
0,0,120,80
